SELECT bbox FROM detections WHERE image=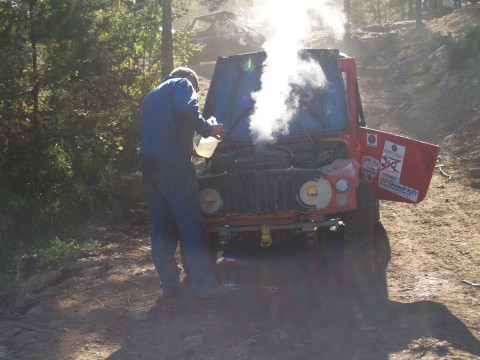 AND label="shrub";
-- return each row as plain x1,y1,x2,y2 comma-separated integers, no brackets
37,236,80,270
